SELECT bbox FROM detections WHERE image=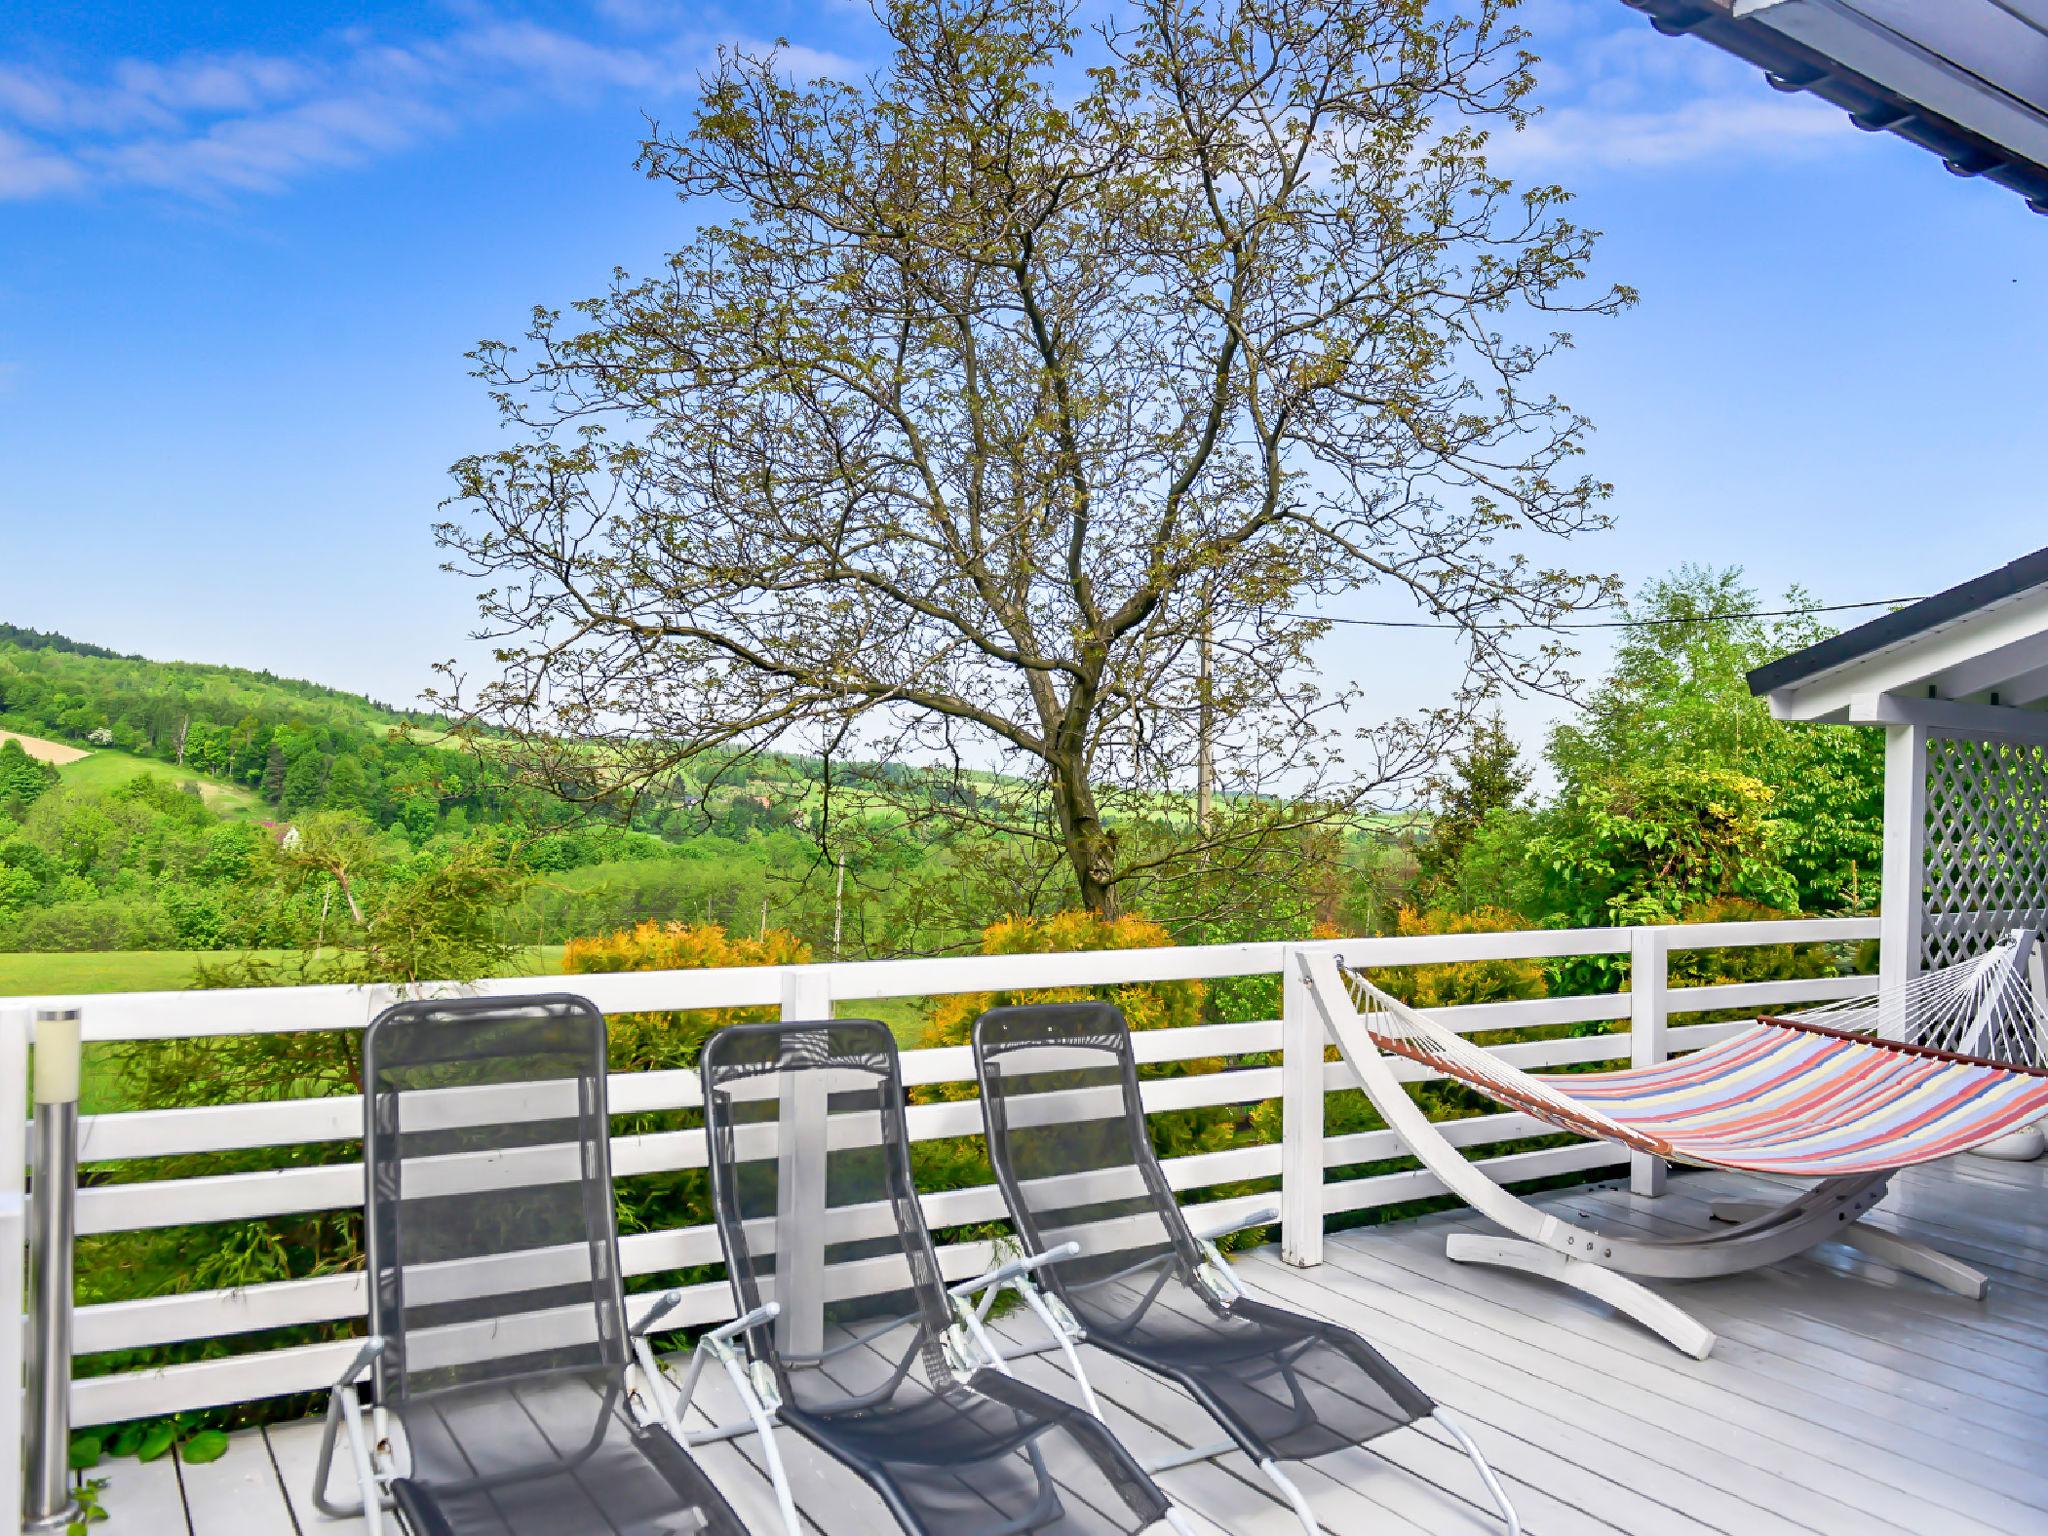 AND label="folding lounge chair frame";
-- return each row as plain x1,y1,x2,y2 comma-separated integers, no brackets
693,1017,1203,1536
1295,946,2028,1359
971,1002,1521,1536
310,994,747,1536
